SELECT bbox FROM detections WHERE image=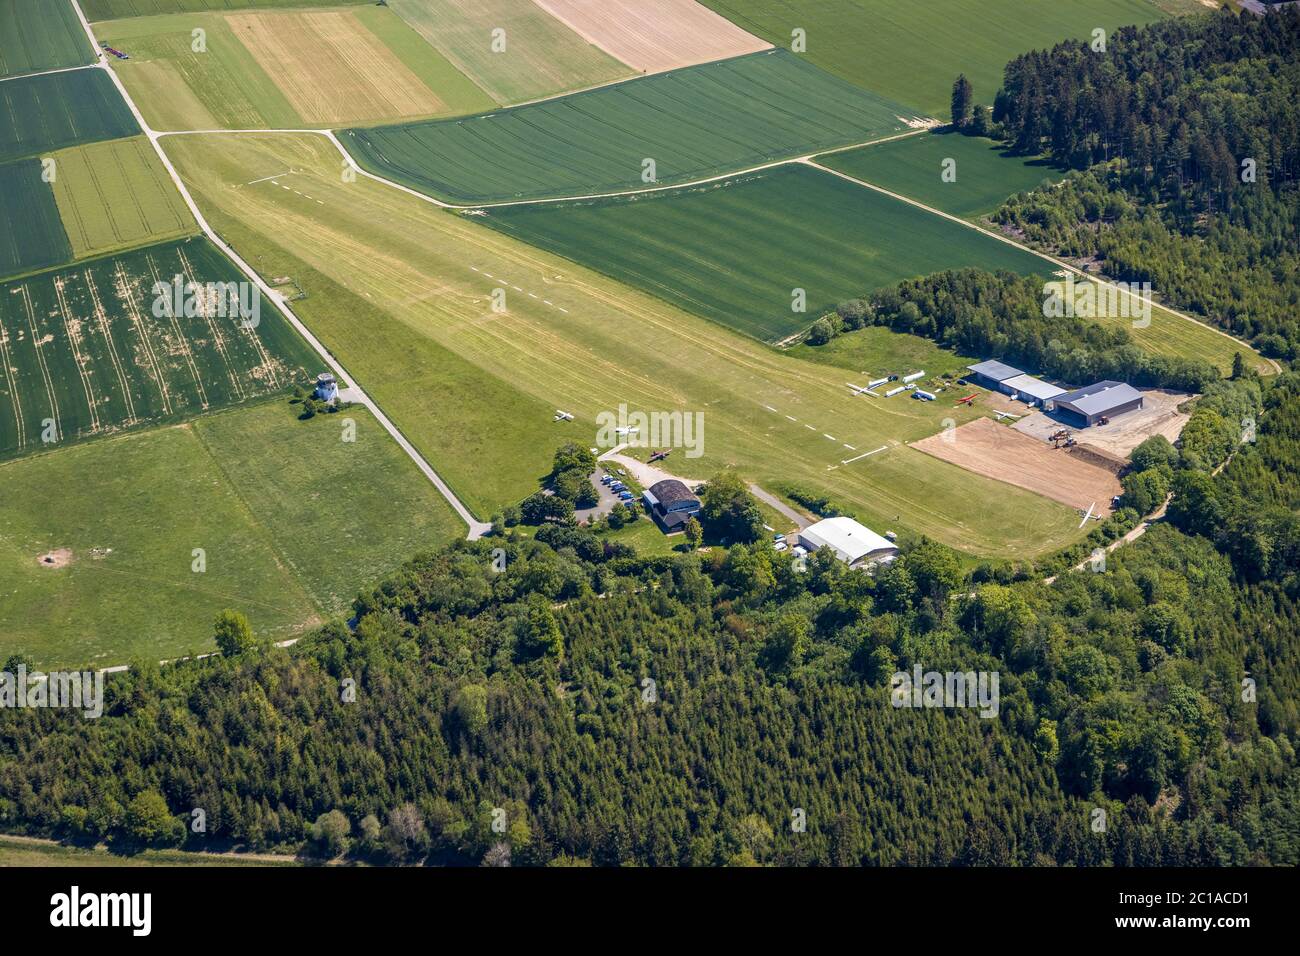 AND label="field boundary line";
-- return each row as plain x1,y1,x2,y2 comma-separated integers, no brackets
68,0,489,540
153,127,931,212
804,158,1279,375
0,64,95,84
